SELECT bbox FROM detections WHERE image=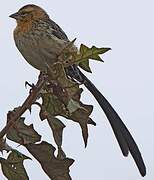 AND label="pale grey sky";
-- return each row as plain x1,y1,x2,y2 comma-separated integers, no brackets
0,0,154,179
